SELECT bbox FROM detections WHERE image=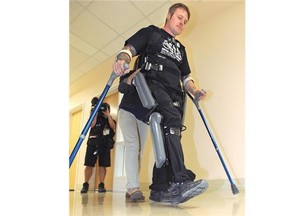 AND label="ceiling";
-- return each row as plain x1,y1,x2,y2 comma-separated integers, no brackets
69,0,241,95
